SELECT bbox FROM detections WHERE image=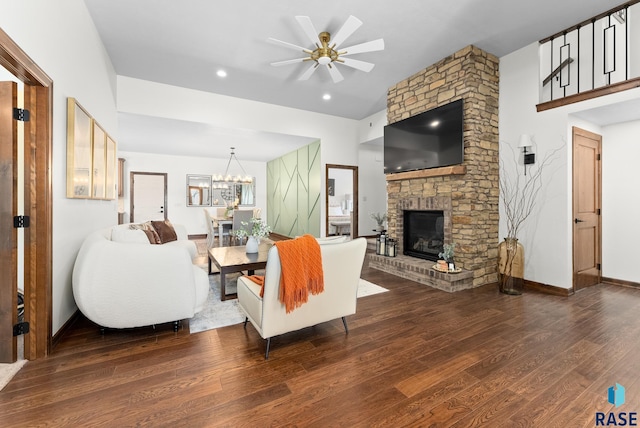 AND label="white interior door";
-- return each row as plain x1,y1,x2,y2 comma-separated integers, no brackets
130,172,167,223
